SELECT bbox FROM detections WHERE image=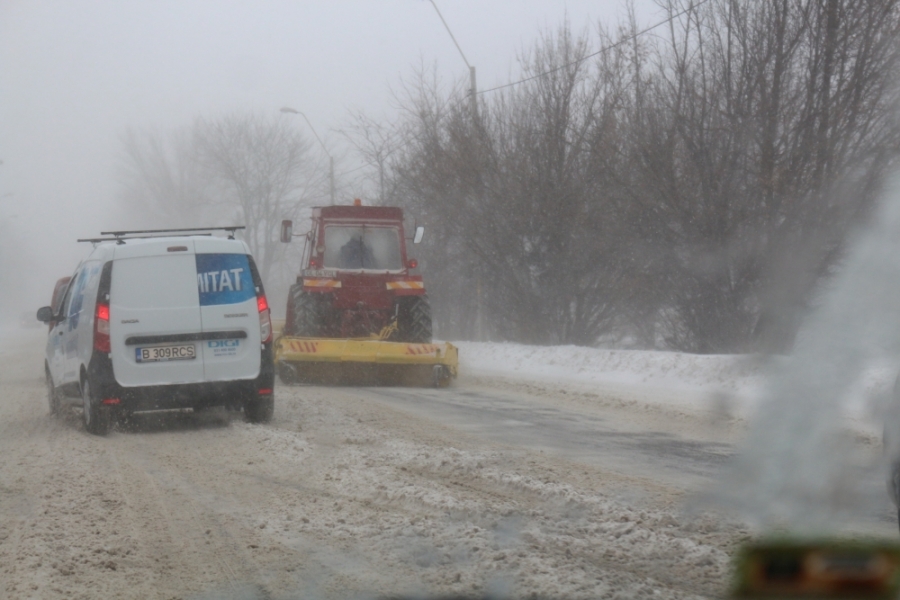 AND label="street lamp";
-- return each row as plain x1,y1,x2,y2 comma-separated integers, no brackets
280,106,335,205
428,0,477,121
